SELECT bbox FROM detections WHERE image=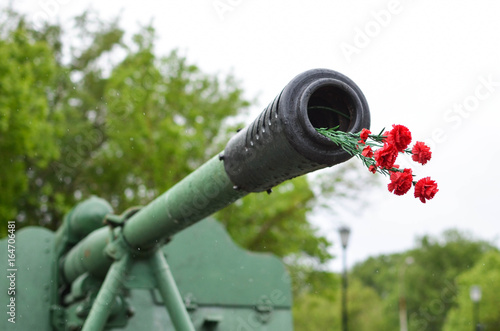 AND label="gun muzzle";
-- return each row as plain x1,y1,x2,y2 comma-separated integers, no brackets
223,68,370,192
